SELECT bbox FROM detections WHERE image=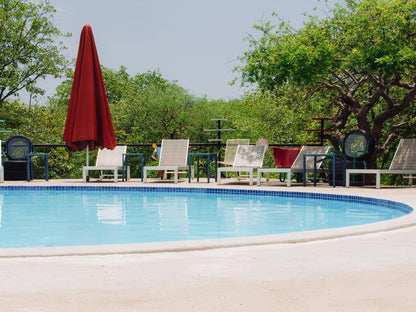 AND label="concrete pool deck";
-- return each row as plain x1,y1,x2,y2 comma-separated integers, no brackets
0,178,415,311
